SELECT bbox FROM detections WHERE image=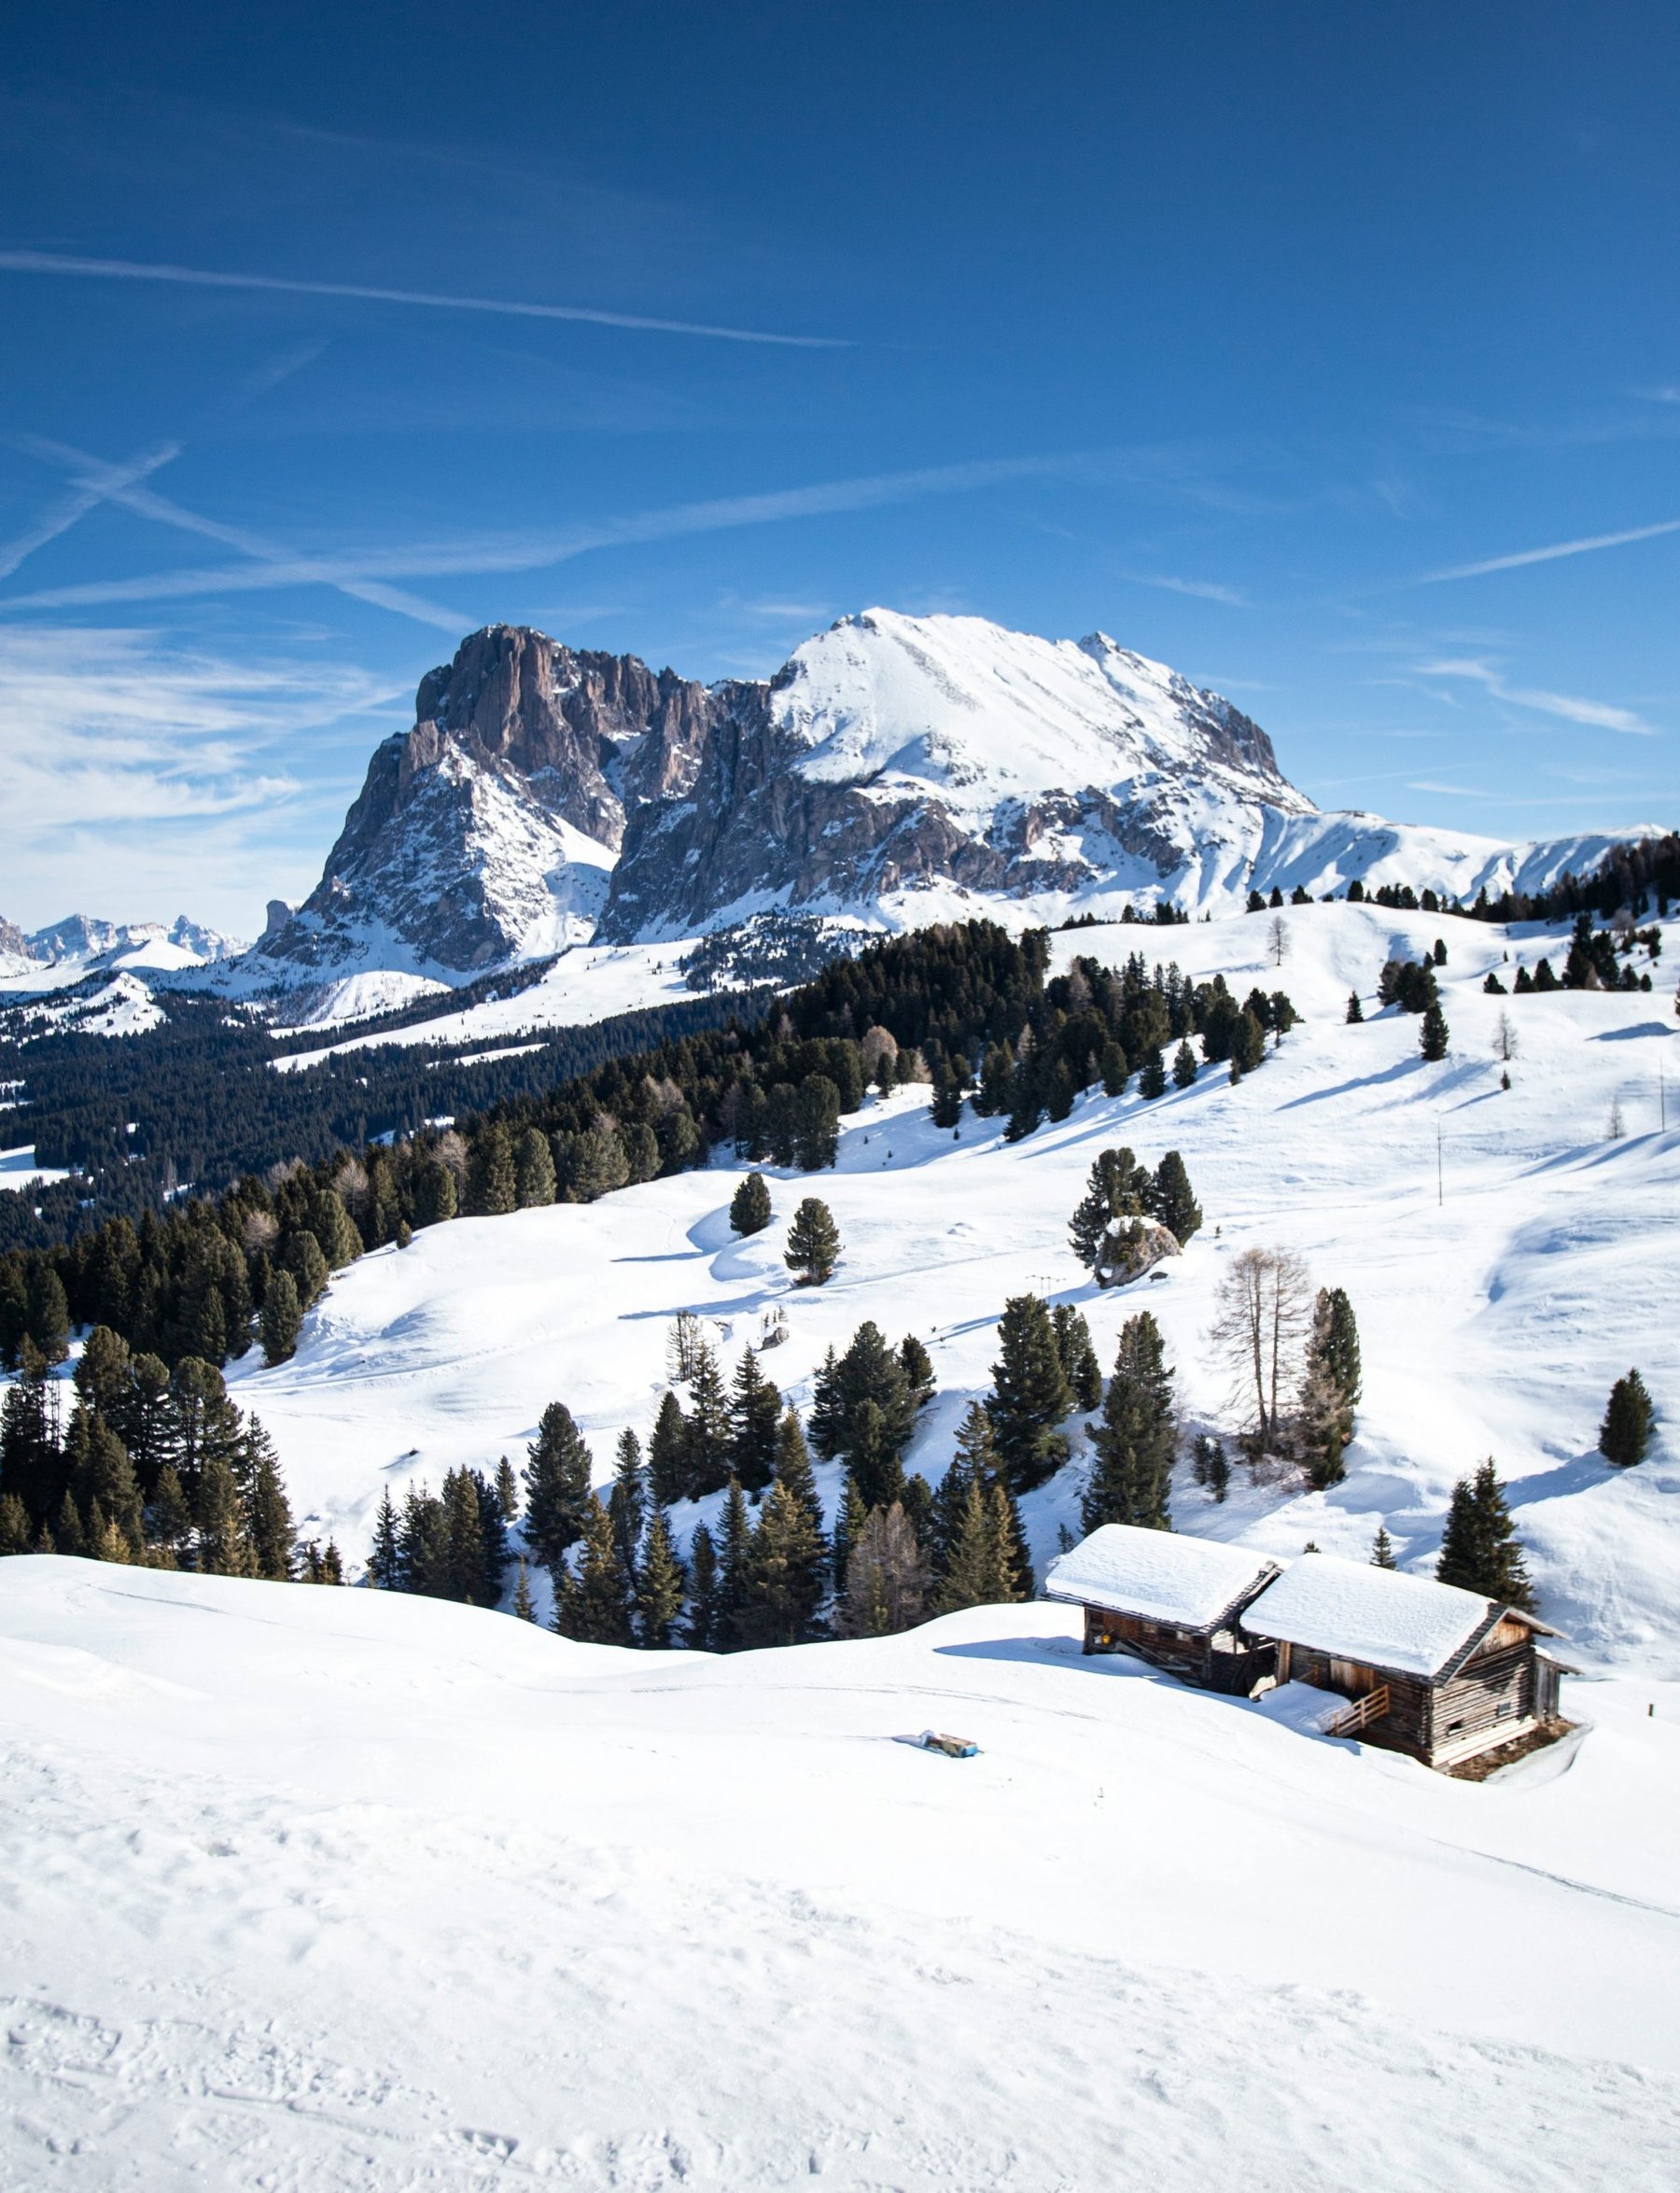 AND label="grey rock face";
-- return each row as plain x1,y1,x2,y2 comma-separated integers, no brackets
256,626,725,975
